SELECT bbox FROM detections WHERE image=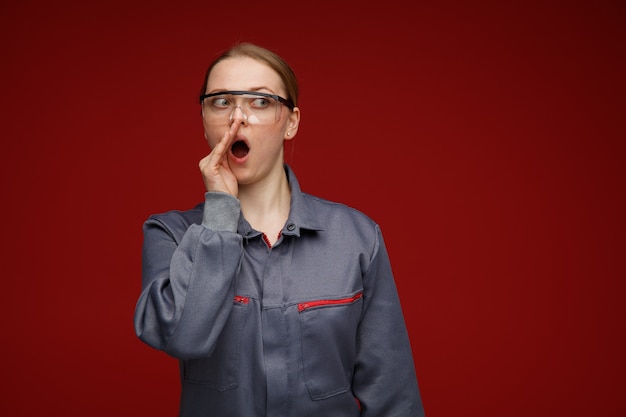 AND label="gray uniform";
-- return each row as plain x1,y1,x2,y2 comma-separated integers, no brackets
135,165,425,416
